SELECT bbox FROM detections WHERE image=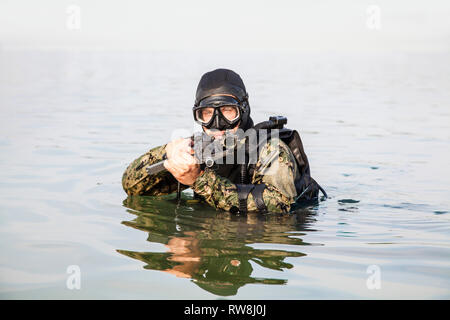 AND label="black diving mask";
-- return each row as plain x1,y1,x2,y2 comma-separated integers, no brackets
193,95,243,130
